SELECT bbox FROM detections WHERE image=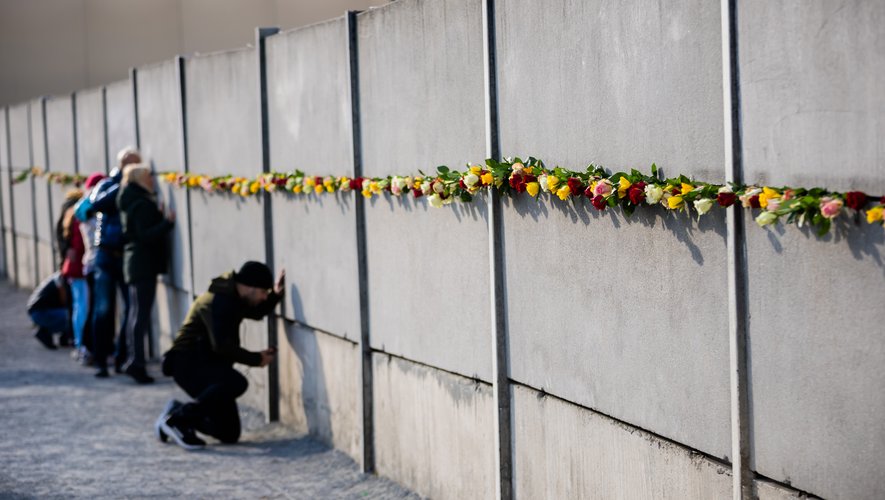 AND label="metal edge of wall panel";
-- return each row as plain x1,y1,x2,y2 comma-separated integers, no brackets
721,0,752,498
28,101,39,285
257,26,281,423
483,0,512,499
348,9,375,475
